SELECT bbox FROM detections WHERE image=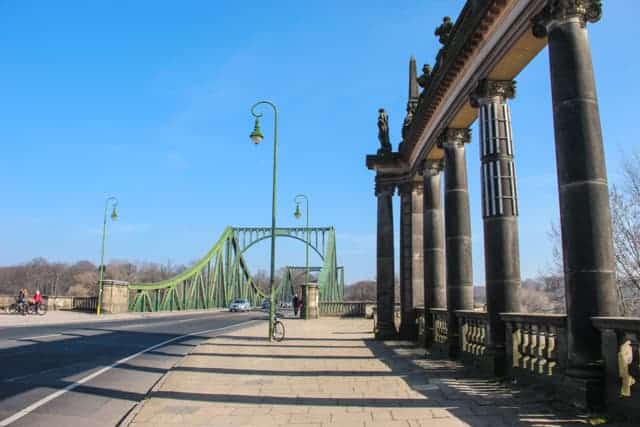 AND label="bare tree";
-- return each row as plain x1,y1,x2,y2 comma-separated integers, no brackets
610,150,640,315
